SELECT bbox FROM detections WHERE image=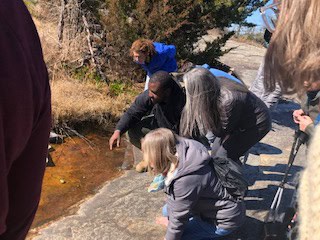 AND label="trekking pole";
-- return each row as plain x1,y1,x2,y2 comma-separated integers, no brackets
270,129,308,219
264,129,308,239
280,130,308,187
